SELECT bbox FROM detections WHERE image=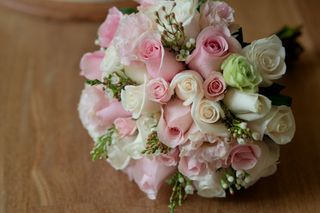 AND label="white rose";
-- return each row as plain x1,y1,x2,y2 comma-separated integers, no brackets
249,106,296,145
173,0,200,39
193,172,226,198
170,70,204,106
100,45,123,76
121,76,160,119
191,98,229,137
123,113,160,159
124,62,149,85
138,0,200,39
245,140,280,187
107,136,132,170
223,89,271,121
243,35,286,86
